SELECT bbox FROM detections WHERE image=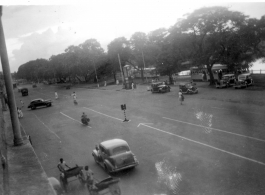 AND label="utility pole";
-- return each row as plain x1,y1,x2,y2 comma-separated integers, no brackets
118,53,125,88
141,50,148,83
0,6,23,146
92,59,99,88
